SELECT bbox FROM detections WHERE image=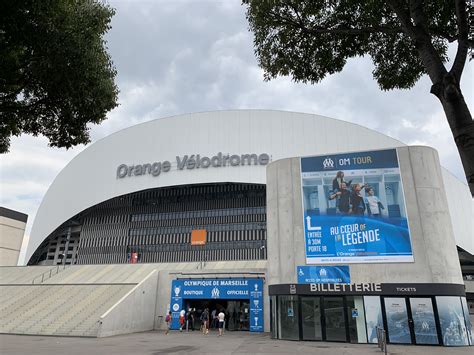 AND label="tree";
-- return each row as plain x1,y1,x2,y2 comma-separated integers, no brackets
244,0,474,196
0,0,118,153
